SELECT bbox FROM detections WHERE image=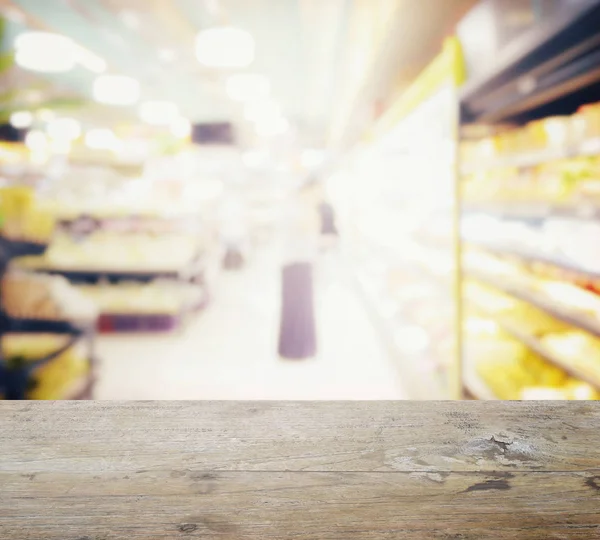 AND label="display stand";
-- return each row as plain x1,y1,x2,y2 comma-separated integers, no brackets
0,238,97,400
